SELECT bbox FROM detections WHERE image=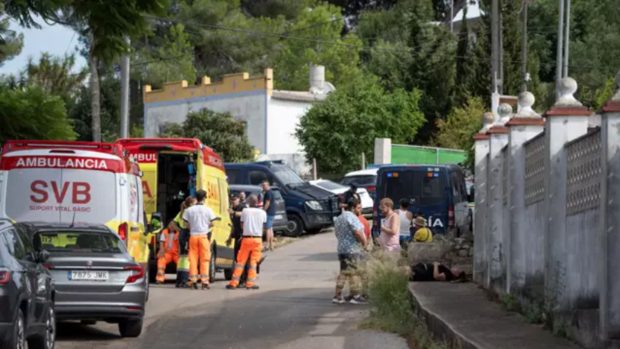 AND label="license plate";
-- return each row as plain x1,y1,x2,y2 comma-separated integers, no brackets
69,270,109,281
275,214,283,220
